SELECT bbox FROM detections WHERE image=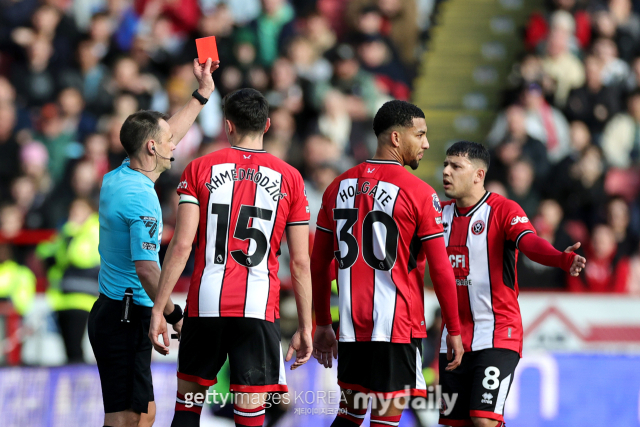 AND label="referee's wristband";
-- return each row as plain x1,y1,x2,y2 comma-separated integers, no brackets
164,304,183,325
